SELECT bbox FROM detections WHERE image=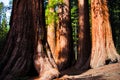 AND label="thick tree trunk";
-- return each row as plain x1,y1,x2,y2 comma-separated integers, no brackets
32,0,59,79
0,0,35,79
75,0,91,70
90,0,120,68
0,0,59,80
55,0,74,70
